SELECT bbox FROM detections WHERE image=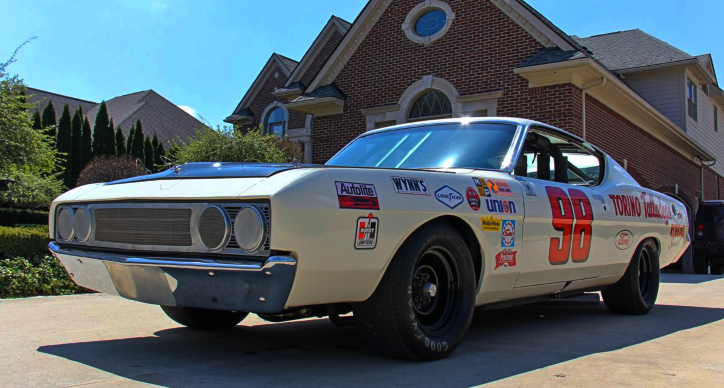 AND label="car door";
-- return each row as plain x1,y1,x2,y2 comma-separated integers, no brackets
513,128,612,288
